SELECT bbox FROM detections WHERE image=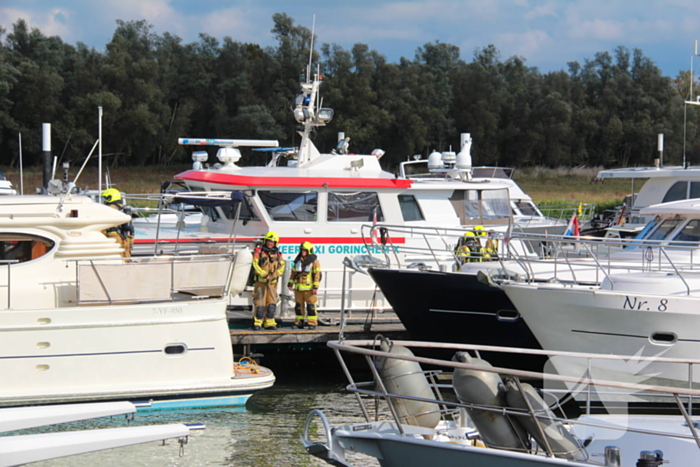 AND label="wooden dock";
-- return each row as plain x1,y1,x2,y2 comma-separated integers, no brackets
228,308,409,355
